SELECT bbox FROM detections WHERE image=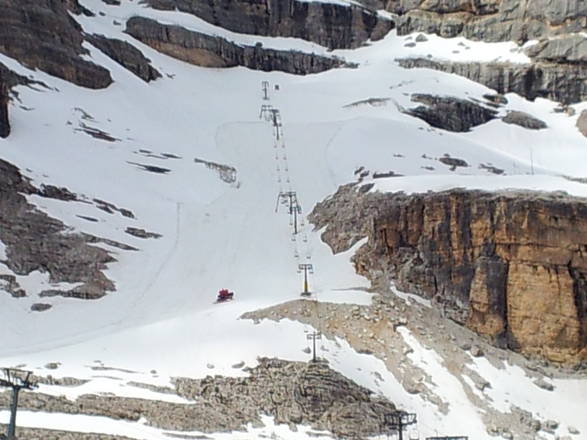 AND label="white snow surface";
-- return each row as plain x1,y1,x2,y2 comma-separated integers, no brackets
0,0,586,438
